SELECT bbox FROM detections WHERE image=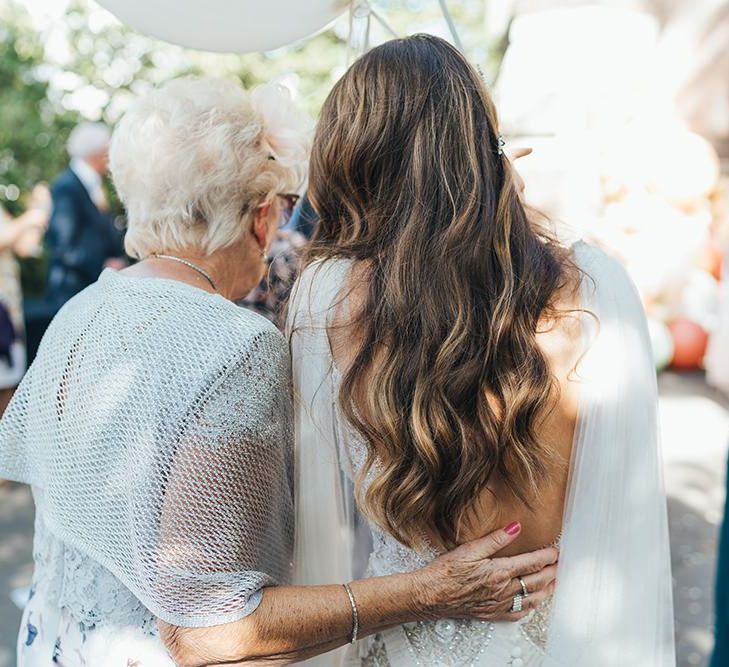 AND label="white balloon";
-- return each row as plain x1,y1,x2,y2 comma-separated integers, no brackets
97,0,348,53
